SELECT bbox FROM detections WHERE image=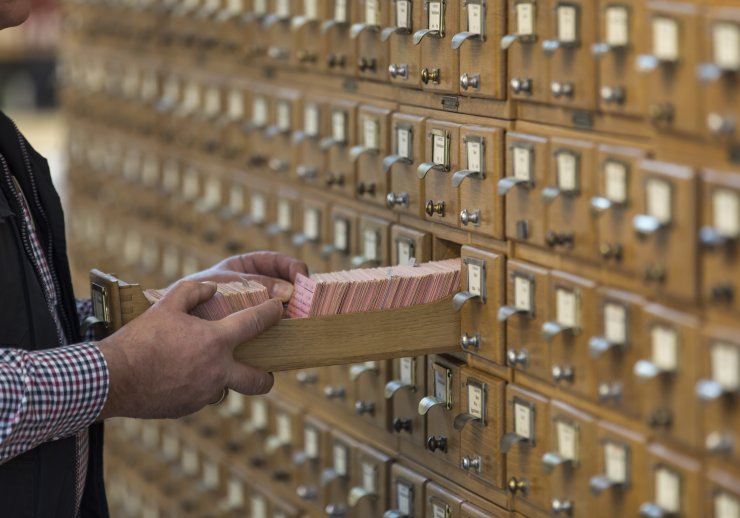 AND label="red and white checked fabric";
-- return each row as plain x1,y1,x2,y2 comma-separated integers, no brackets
0,343,108,462
1,176,109,515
